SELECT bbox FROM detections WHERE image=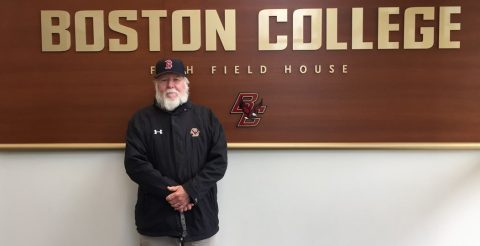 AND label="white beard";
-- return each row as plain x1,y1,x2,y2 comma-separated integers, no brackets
155,87,189,111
